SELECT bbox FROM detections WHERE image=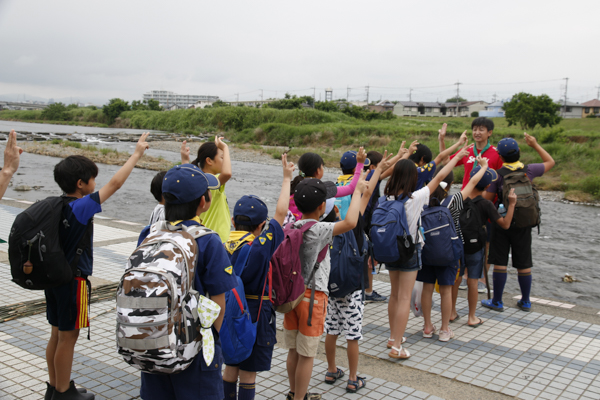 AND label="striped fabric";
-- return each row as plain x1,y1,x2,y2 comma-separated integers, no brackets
74,277,89,329
446,193,465,244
